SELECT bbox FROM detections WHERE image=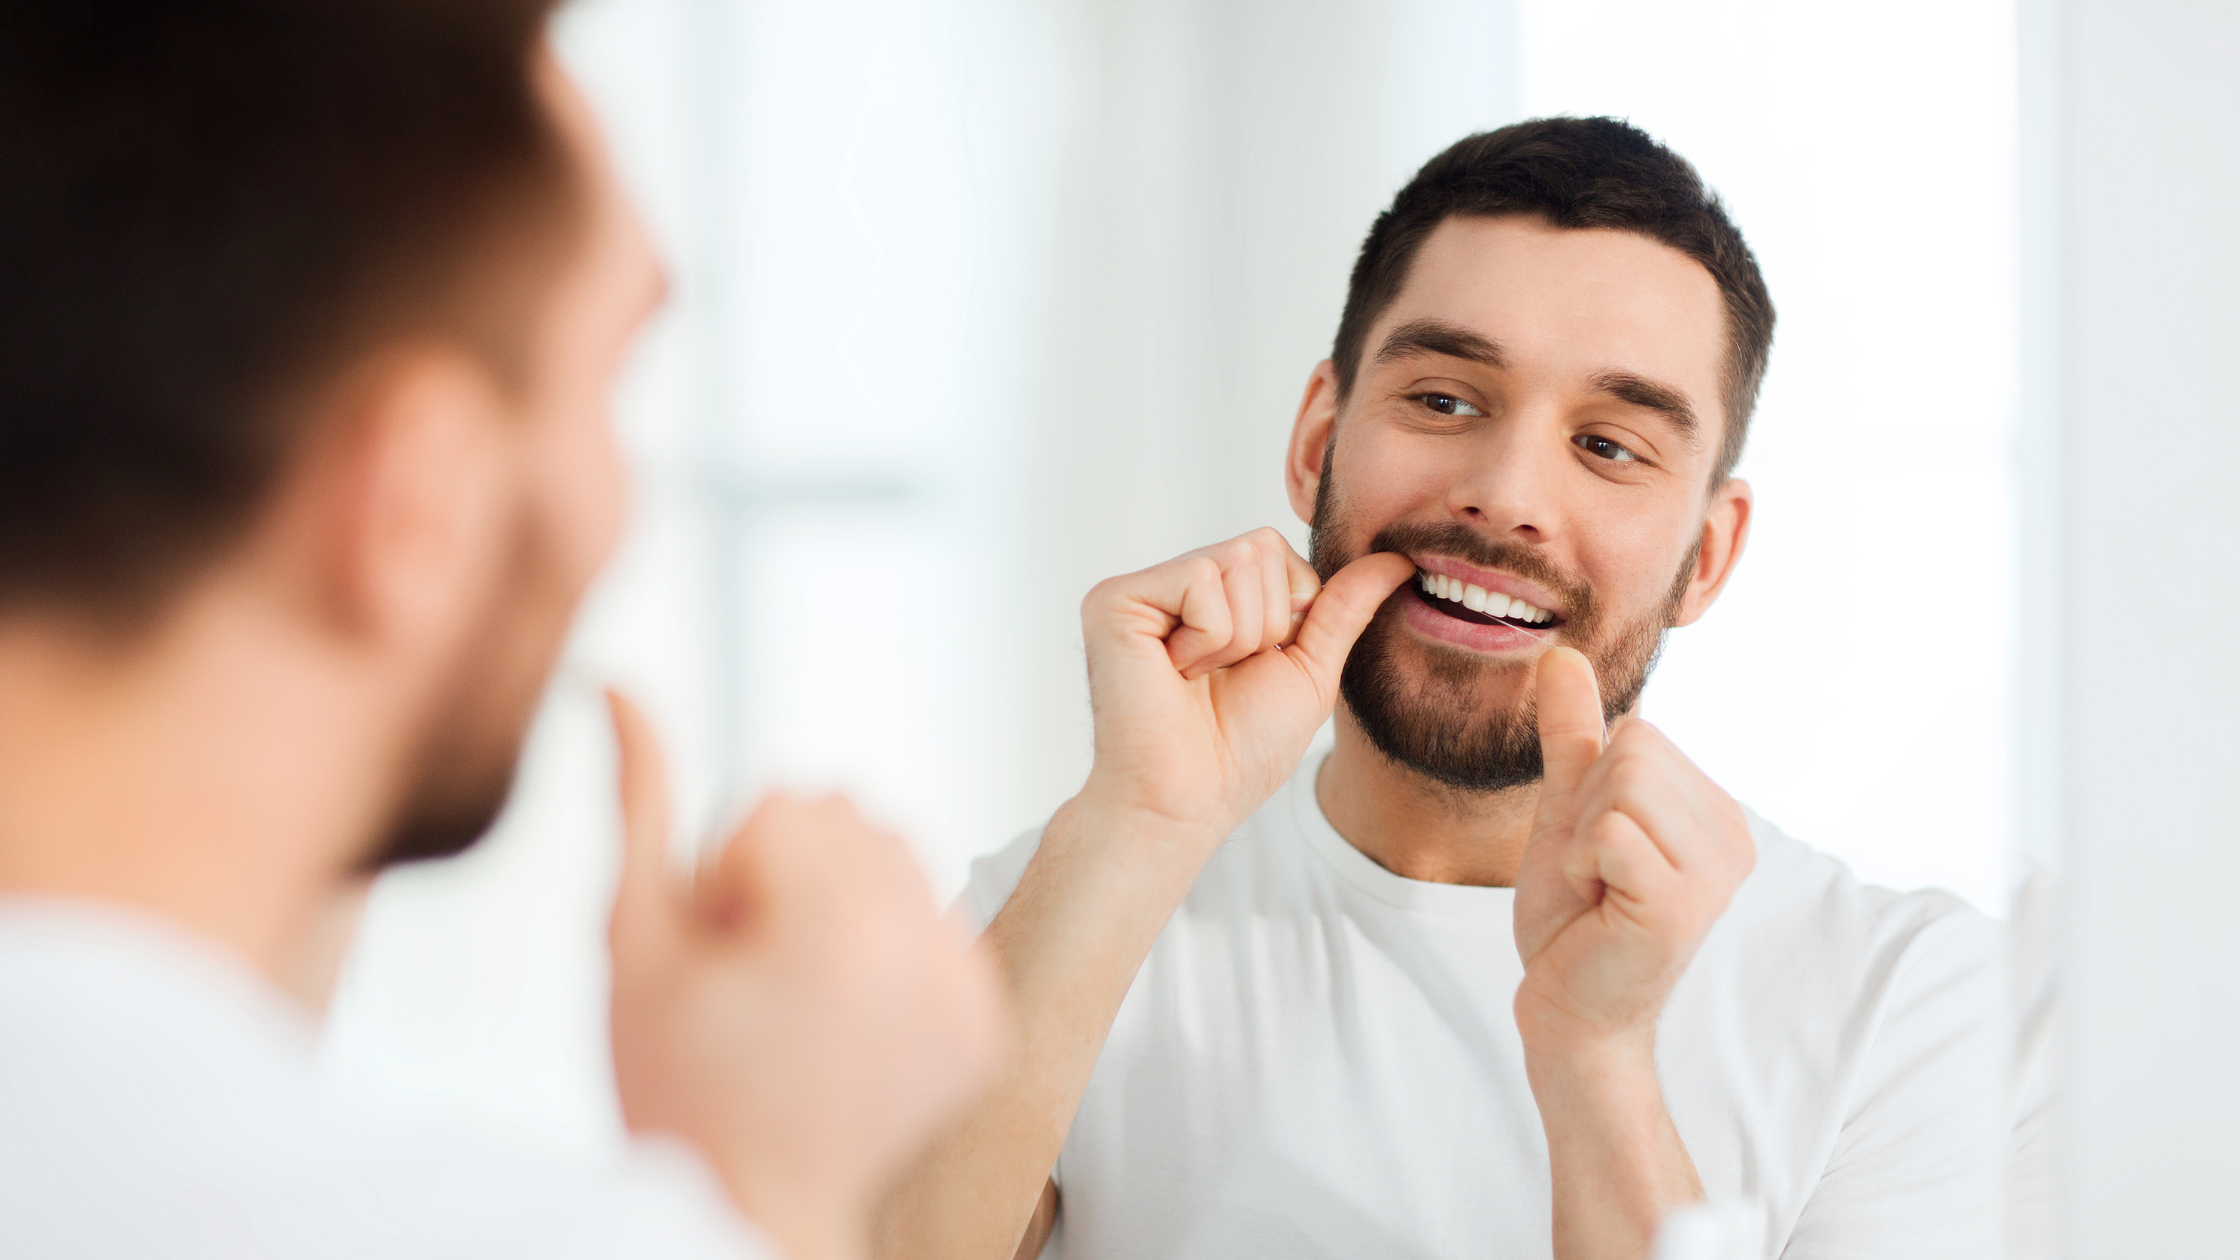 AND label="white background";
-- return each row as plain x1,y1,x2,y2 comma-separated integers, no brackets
324,0,2022,1159
1517,0,2019,914
2027,0,2240,1252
